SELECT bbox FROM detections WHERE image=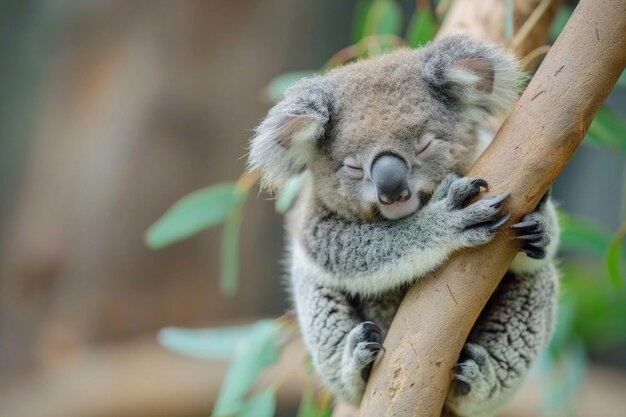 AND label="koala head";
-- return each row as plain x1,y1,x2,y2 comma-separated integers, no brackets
248,36,520,221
